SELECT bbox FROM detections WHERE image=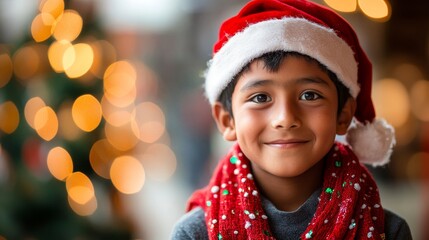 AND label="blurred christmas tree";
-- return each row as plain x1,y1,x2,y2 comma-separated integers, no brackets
0,0,175,239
